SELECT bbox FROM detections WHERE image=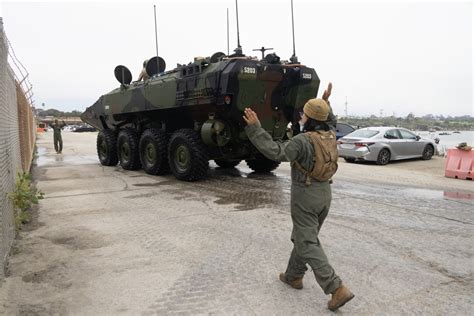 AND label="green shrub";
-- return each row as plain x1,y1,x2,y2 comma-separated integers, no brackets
8,172,44,230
